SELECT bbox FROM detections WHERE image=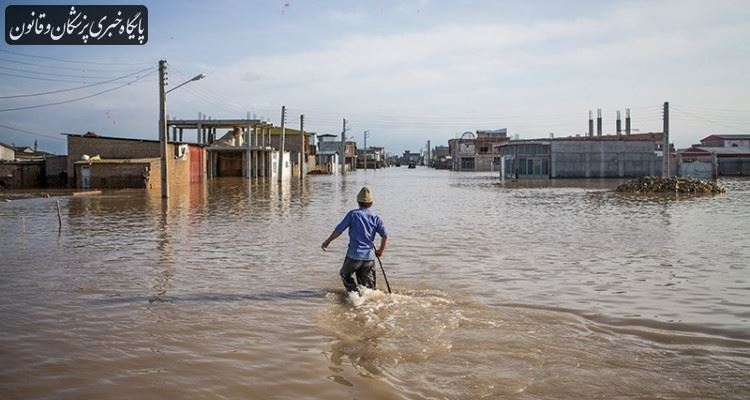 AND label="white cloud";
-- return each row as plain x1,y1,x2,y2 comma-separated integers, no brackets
177,1,746,147
6,0,748,151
